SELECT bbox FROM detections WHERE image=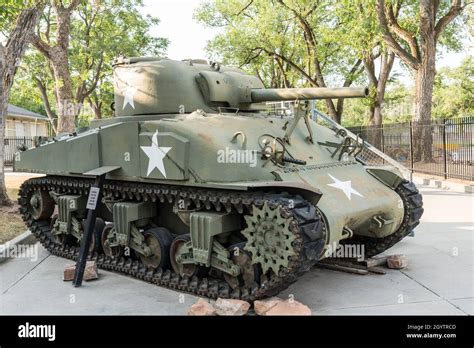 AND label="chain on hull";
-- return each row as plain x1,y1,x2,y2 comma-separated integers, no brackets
18,176,326,301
